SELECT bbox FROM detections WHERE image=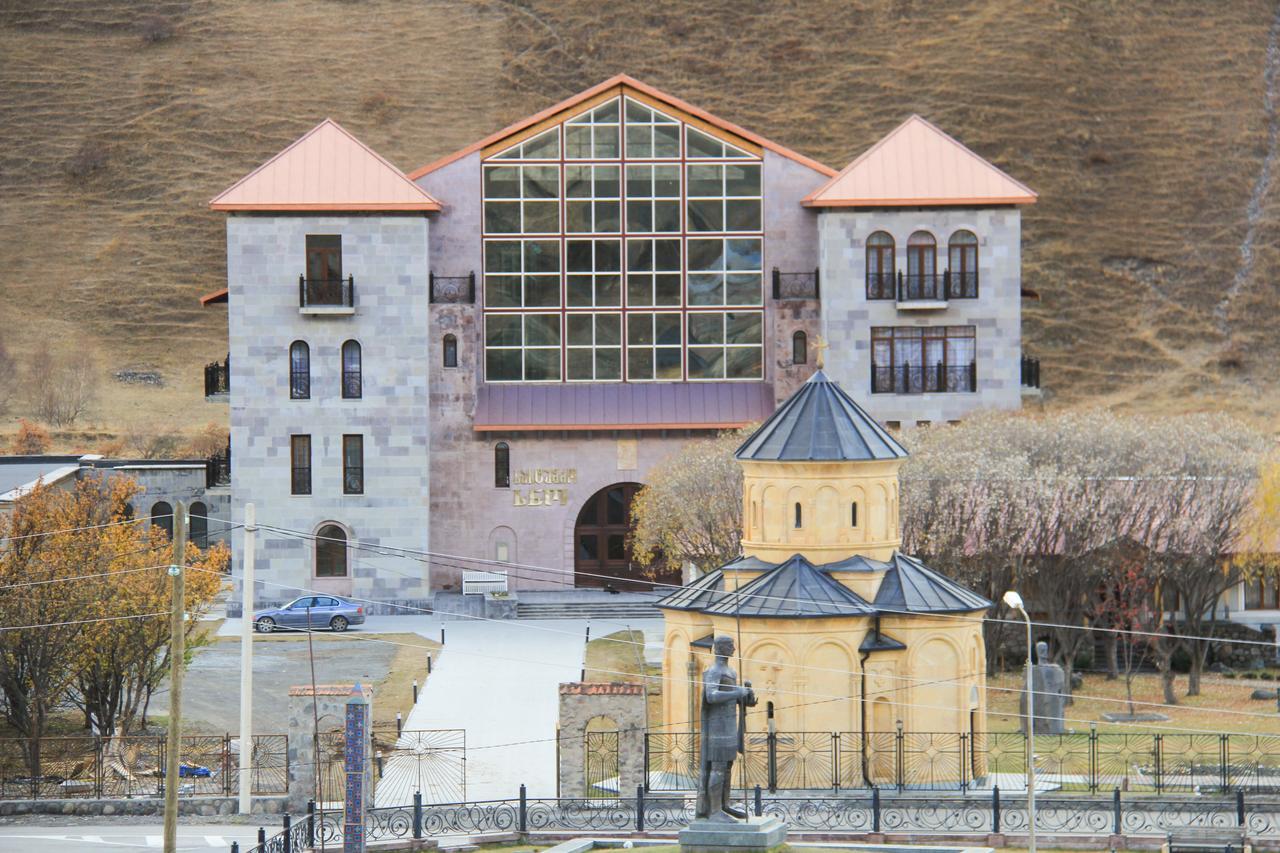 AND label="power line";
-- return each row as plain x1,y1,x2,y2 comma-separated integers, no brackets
250,518,1280,652
189,527,1280,724
0,611,170,632
184,565,1280,736
0,514,155,545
